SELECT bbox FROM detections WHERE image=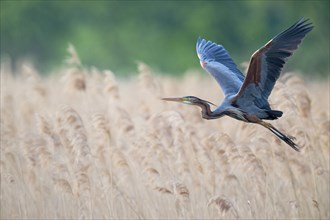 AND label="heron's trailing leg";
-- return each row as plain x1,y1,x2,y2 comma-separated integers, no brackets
258,121,300,151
